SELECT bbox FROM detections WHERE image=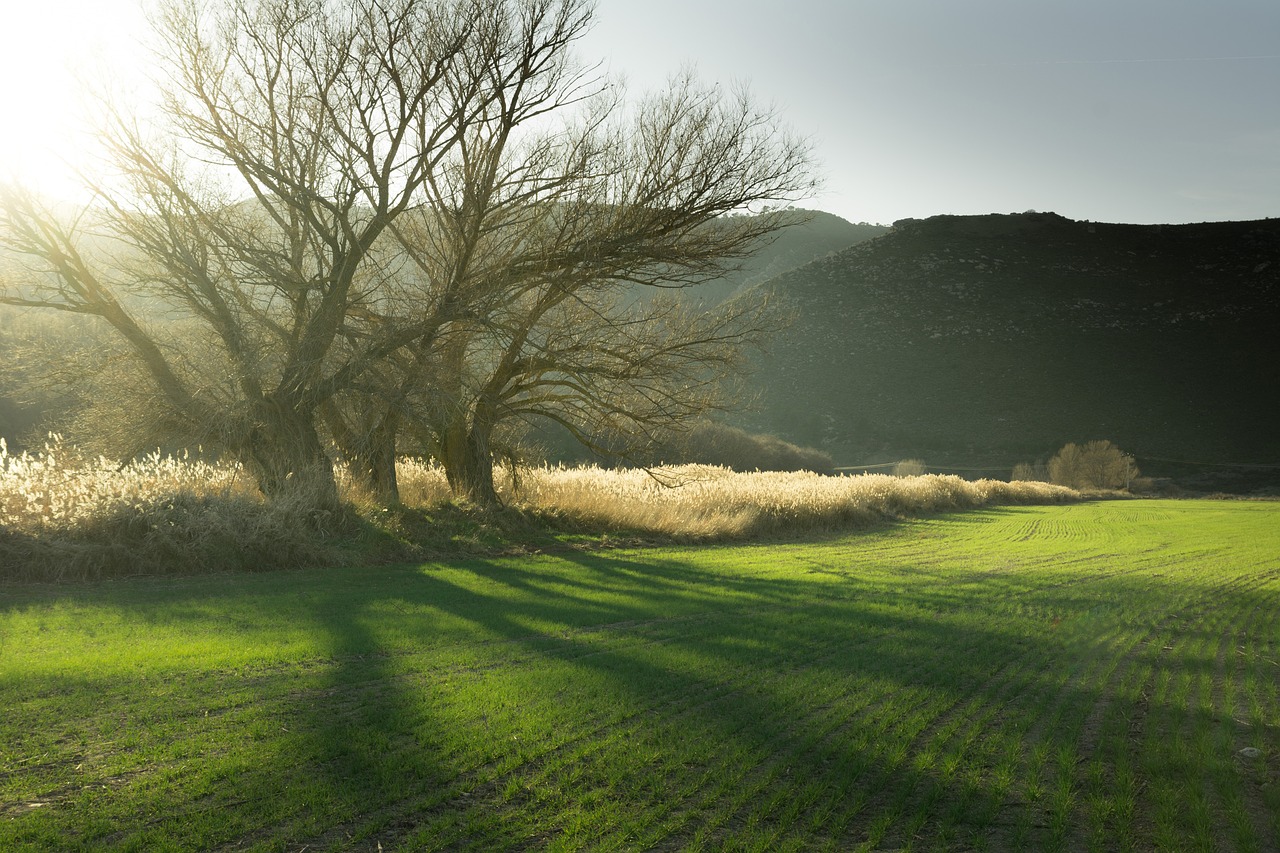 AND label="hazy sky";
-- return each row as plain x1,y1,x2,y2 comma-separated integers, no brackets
2,0,1277,225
